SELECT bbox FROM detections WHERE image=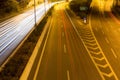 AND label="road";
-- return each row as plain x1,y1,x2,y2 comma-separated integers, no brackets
90,10,120,79
0,3,54,65
20,3,120,80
